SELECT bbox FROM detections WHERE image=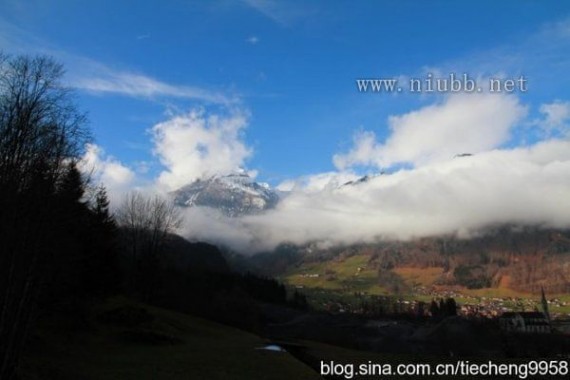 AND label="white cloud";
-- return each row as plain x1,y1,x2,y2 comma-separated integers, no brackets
277,171,360,193
246,35,259,45
74,70,233,104
334,93,527,170
152,109,252,191
79,144,136,204
538,100,570,136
